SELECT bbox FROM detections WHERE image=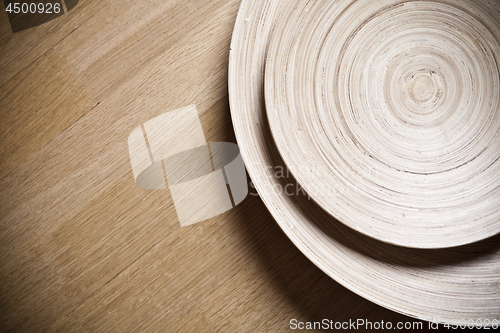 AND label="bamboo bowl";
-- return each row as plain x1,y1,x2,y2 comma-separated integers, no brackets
264,0,500,248
229,0,500,325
